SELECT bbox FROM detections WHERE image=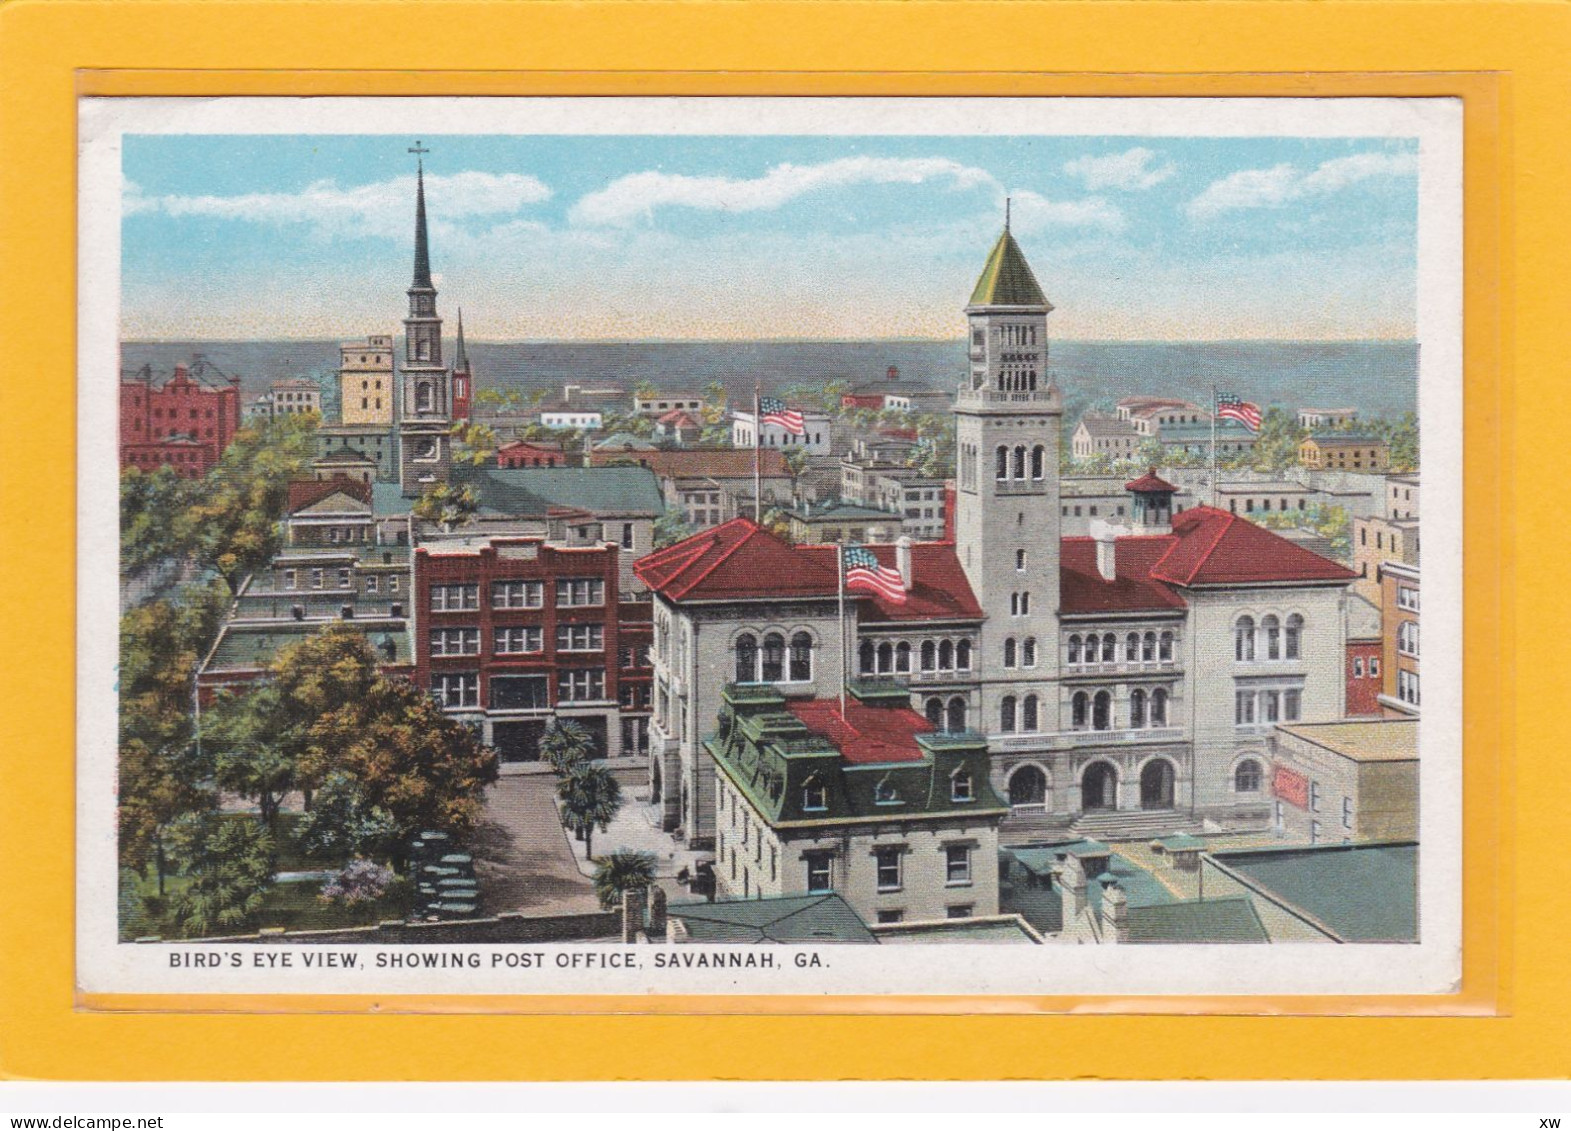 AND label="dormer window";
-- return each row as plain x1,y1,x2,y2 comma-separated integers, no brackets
874,778,900,806
802,778,827,812
951,771,974,803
